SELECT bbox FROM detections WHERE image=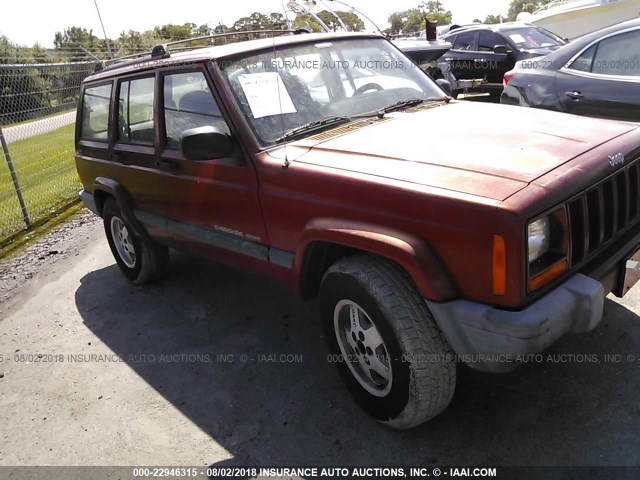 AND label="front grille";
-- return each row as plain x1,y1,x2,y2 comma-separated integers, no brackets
568,159,640,266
